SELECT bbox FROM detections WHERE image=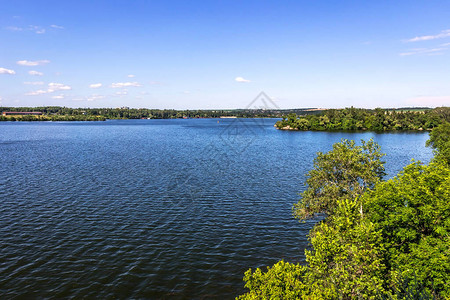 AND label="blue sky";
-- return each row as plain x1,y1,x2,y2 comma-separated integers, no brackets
1,0,450,109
